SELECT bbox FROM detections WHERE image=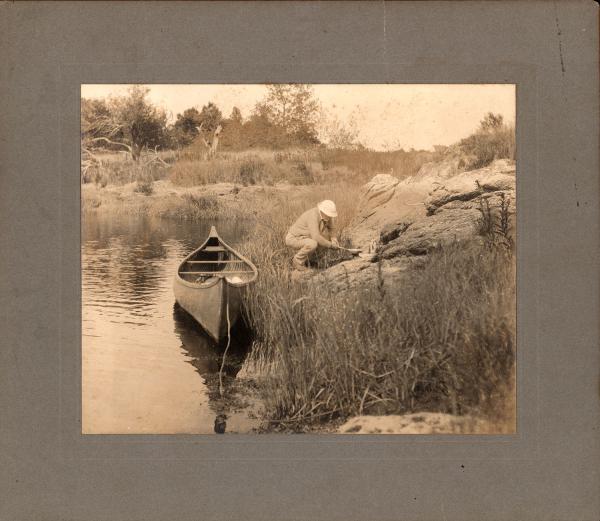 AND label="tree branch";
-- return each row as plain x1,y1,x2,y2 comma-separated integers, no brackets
88,137,132,153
